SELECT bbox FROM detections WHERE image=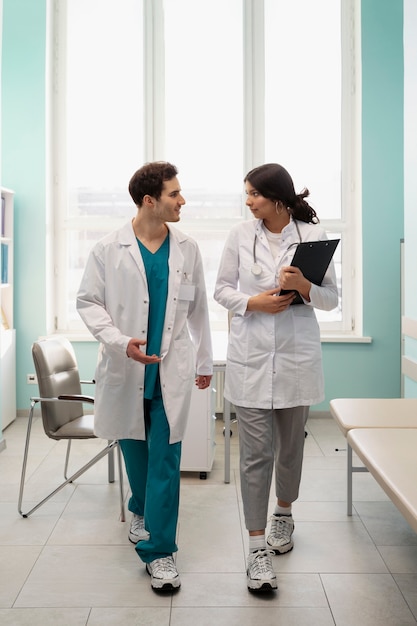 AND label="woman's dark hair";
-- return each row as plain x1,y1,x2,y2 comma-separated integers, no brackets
129,161,178,206
244,163,319,224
